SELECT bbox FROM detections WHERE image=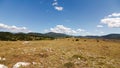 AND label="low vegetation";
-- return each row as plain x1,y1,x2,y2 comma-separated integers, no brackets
0,32,54,41
0,38,120,68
